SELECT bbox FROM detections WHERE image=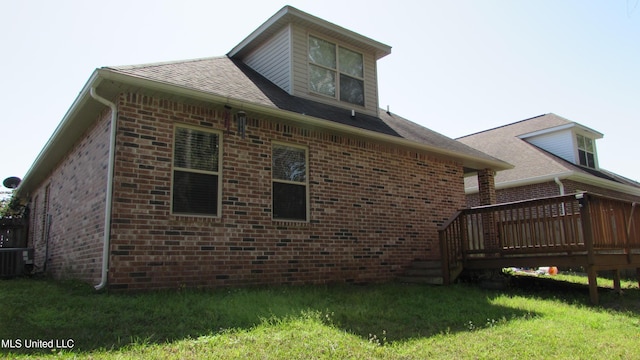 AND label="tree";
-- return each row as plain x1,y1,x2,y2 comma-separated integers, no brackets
0,192,22,218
